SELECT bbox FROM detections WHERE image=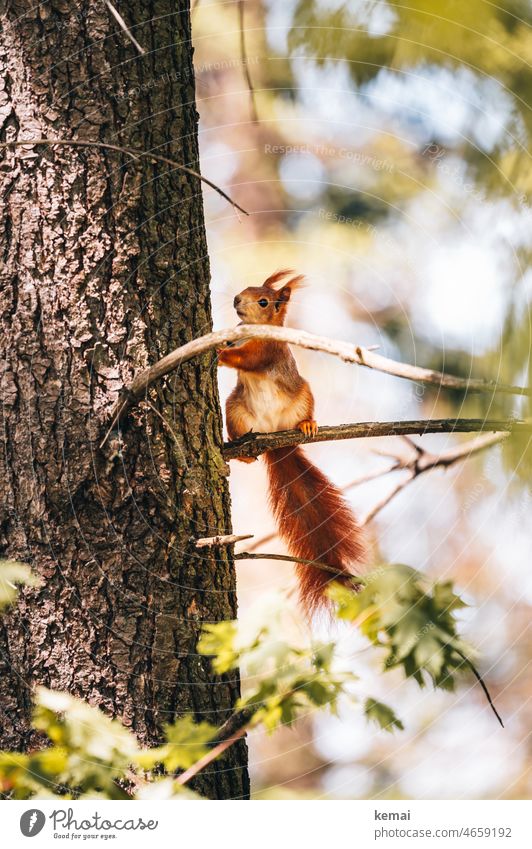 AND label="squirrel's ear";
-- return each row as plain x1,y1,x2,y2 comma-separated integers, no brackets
275,274,305,309
278,274,305,299
263,268,295,289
